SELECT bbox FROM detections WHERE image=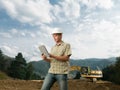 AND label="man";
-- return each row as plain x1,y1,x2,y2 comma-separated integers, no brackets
41,28,72,90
